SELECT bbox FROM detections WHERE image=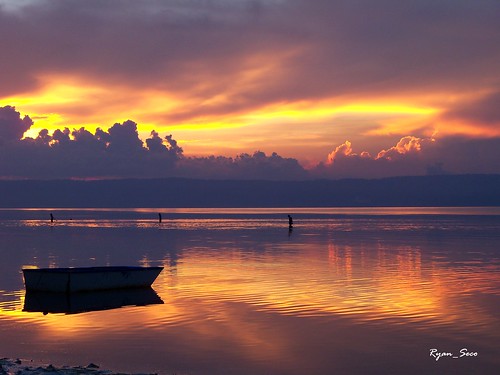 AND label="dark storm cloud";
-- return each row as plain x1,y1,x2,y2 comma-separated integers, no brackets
0,105,306,179
1,1,499,116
